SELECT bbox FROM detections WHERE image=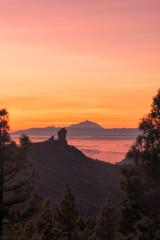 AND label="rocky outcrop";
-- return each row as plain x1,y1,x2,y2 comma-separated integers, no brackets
48,135,54,142
58,128,67,143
